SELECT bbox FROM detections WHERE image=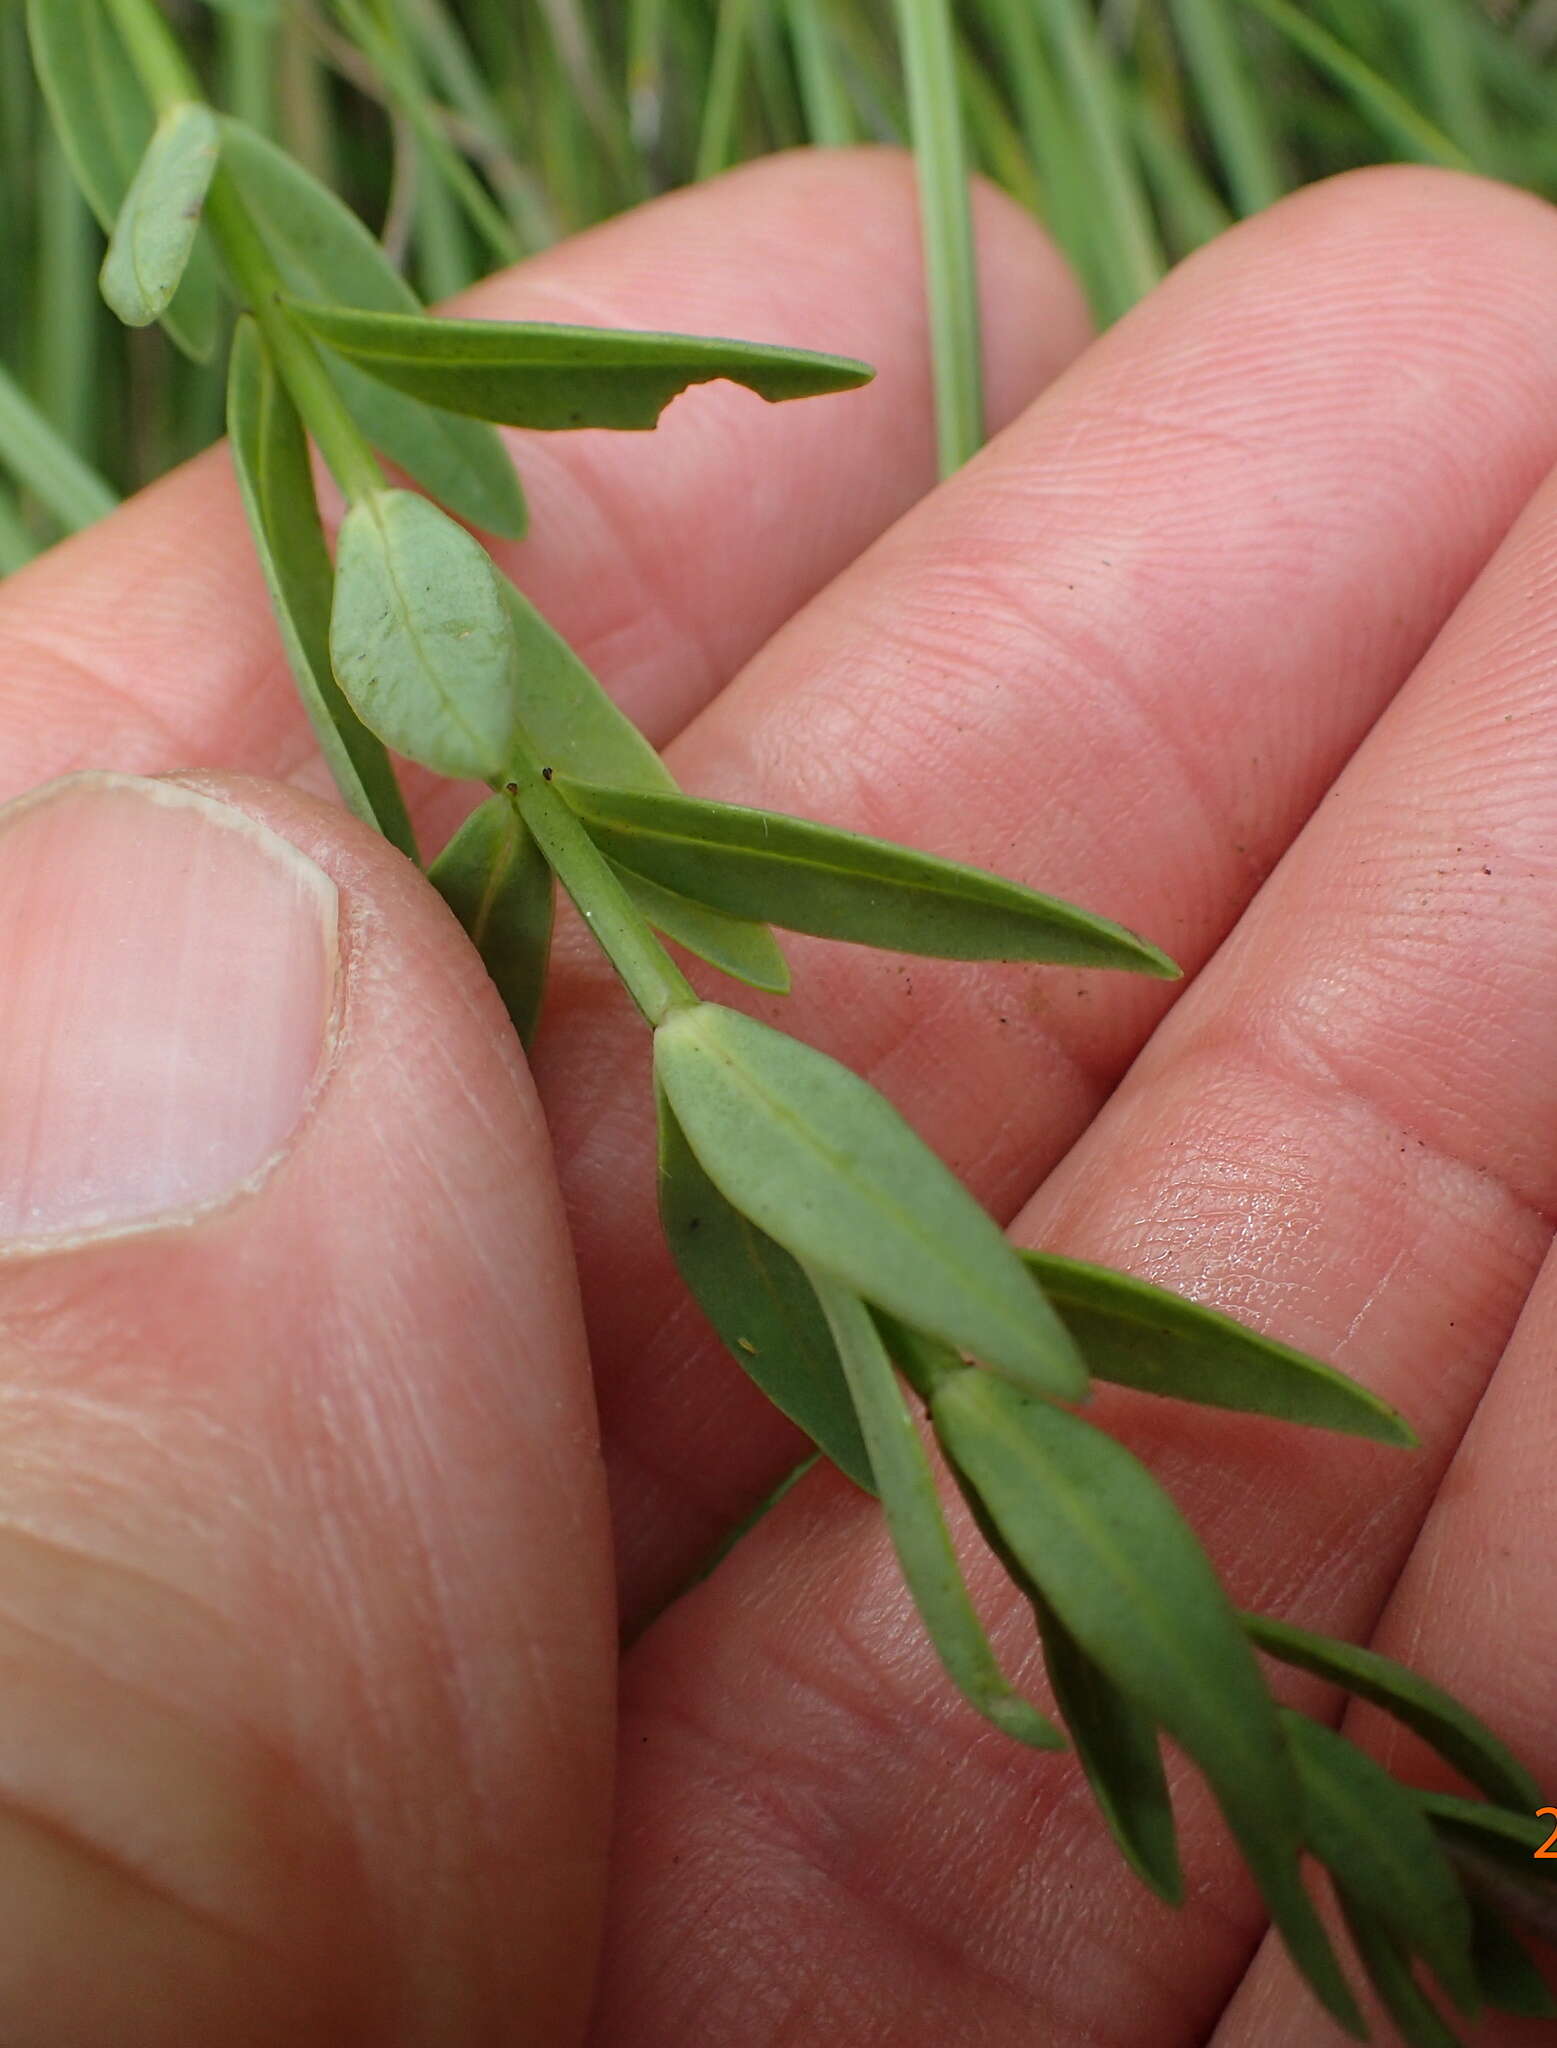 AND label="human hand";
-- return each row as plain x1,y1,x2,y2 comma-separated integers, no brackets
0,153,1551,2045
